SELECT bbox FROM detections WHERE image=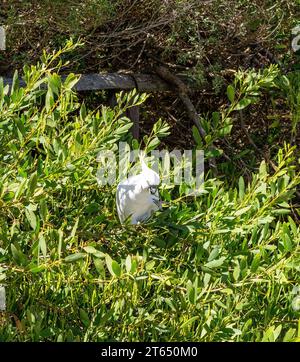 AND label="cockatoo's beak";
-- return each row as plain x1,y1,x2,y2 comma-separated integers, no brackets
153,199,163,210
